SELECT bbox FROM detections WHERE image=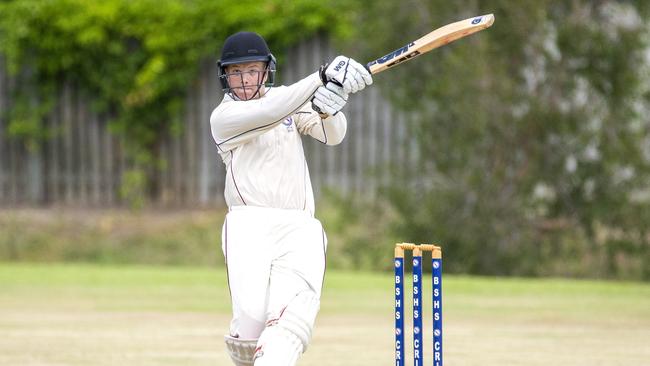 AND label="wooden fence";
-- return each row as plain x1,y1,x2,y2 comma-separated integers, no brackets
0,35,416,207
